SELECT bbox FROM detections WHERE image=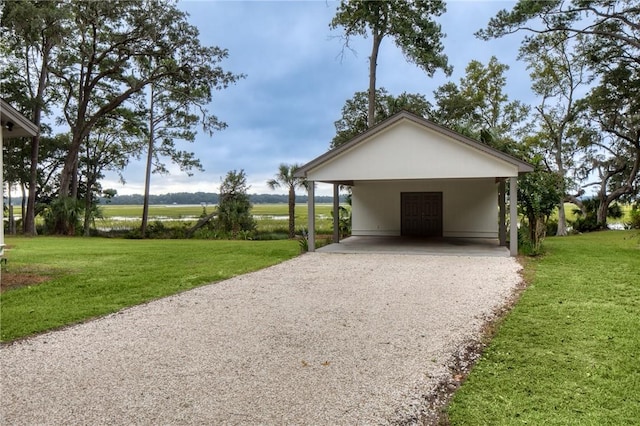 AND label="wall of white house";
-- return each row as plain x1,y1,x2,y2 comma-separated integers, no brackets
351,178,499,238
